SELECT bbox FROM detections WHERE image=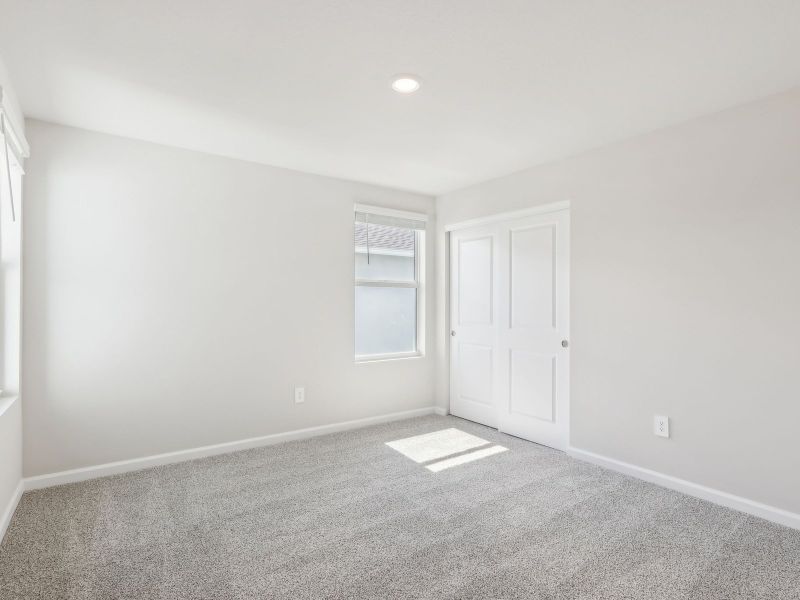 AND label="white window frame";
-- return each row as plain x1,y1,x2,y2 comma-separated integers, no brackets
354,205,426,363
0,96,27,402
